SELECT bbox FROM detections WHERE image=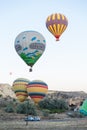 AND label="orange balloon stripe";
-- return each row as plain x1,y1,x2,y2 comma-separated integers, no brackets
59,24,65,35
47,16,51,21
57,14,60,20
27,84,48,88
31,98,43,104
53,24,61,36
13,83,27,86
56,24,66,36
16,93,28,96
47,23,67,38
30,95,44,98
53,24,57,34
61,25,67,34
61,14,65,20
48,25,55,36
52,14,56,20
15,91,28,95
57,24,61,35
